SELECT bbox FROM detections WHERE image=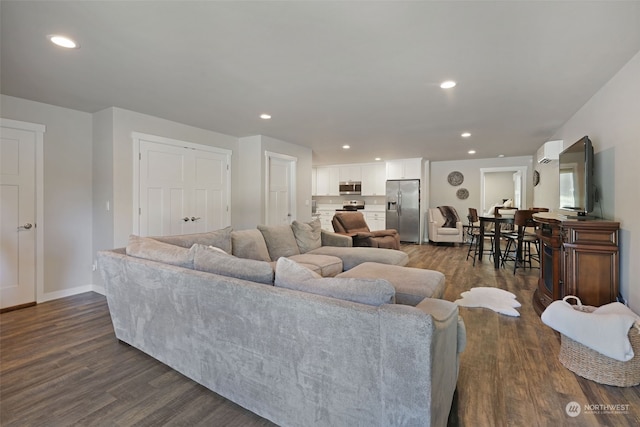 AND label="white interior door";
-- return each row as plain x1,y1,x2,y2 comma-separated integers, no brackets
139,141,189,237
135,133,231,237
266,152,296,226
1,126,36,308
